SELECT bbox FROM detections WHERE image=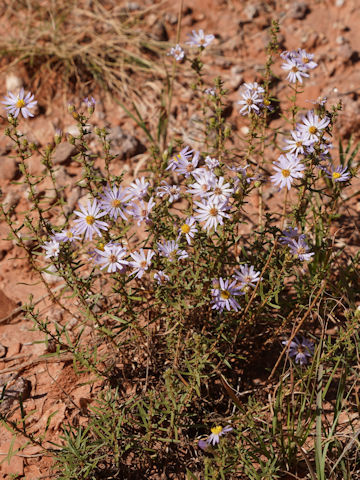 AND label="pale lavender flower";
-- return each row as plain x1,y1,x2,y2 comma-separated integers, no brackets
157,240,188,262
279,227,306,245
282,336,314,365
129,249,155,279
281,57,309,83
288,237,314,261
243,82,265,96
129,197,155,226
93,243,128,273
204,156,220,170
178,217,198,245
207,425,233,445
154,270,170,285
194,198,230,233
204,87,216,96
53,227,81,243
297,110,330,142
211,277,242,312
186,29,215,48
2,88,37,118
43,239,60,259
237,89,262,115
198,439,211,451
284,130,313,156
233,264,262,290
127,177,150,200
166,146,193,171
186,169,216,197
156,181,181,204
83,96,96,109
168,44,185,61
73,199,108,241
174,151,200,177
99,185,132,221
295,49,318,70
270,153,305,190
325,164,351,182
207,176,234,203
